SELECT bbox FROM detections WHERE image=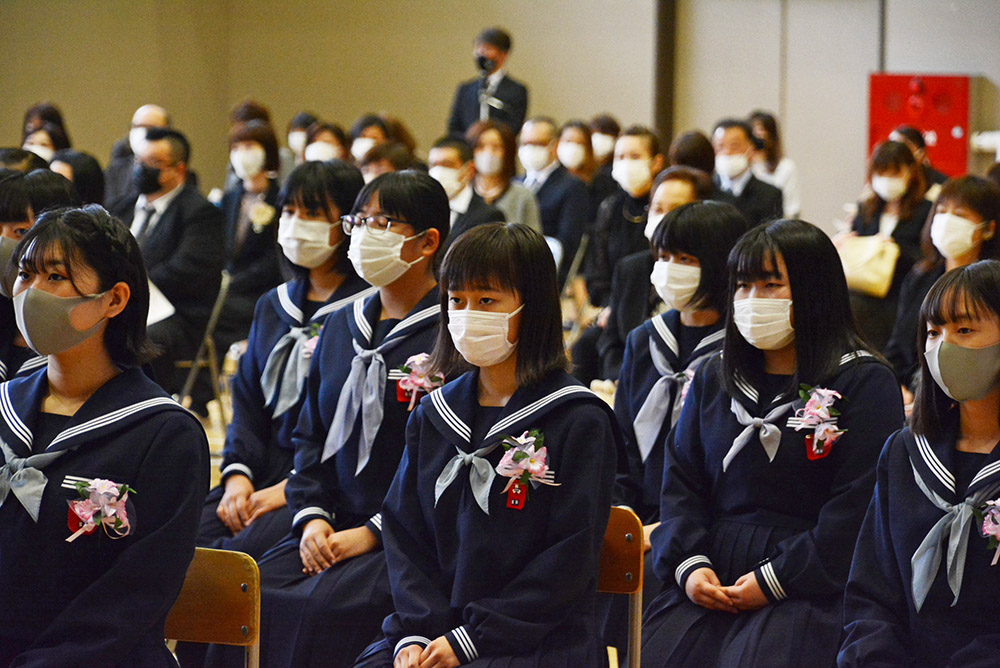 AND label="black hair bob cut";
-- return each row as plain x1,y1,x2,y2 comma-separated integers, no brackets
650,200,749,315
912,259,1000,440
721,219,879,399
430,222,567,387
11,205,157,367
